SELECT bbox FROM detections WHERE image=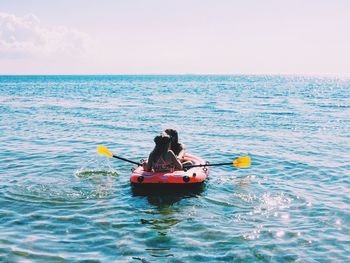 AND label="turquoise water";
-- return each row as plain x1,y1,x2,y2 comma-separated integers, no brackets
0,75,349,262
